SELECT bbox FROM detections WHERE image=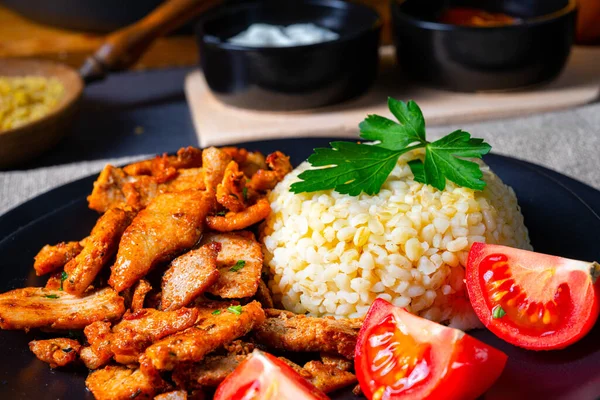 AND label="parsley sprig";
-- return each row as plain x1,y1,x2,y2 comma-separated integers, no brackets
290,98,491,195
